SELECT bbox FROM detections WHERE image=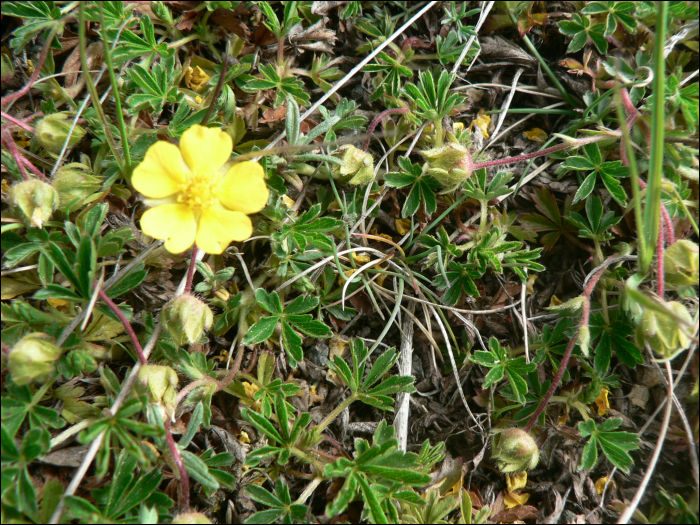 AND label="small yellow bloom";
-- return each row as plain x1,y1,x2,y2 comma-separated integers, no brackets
133,125,269,254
